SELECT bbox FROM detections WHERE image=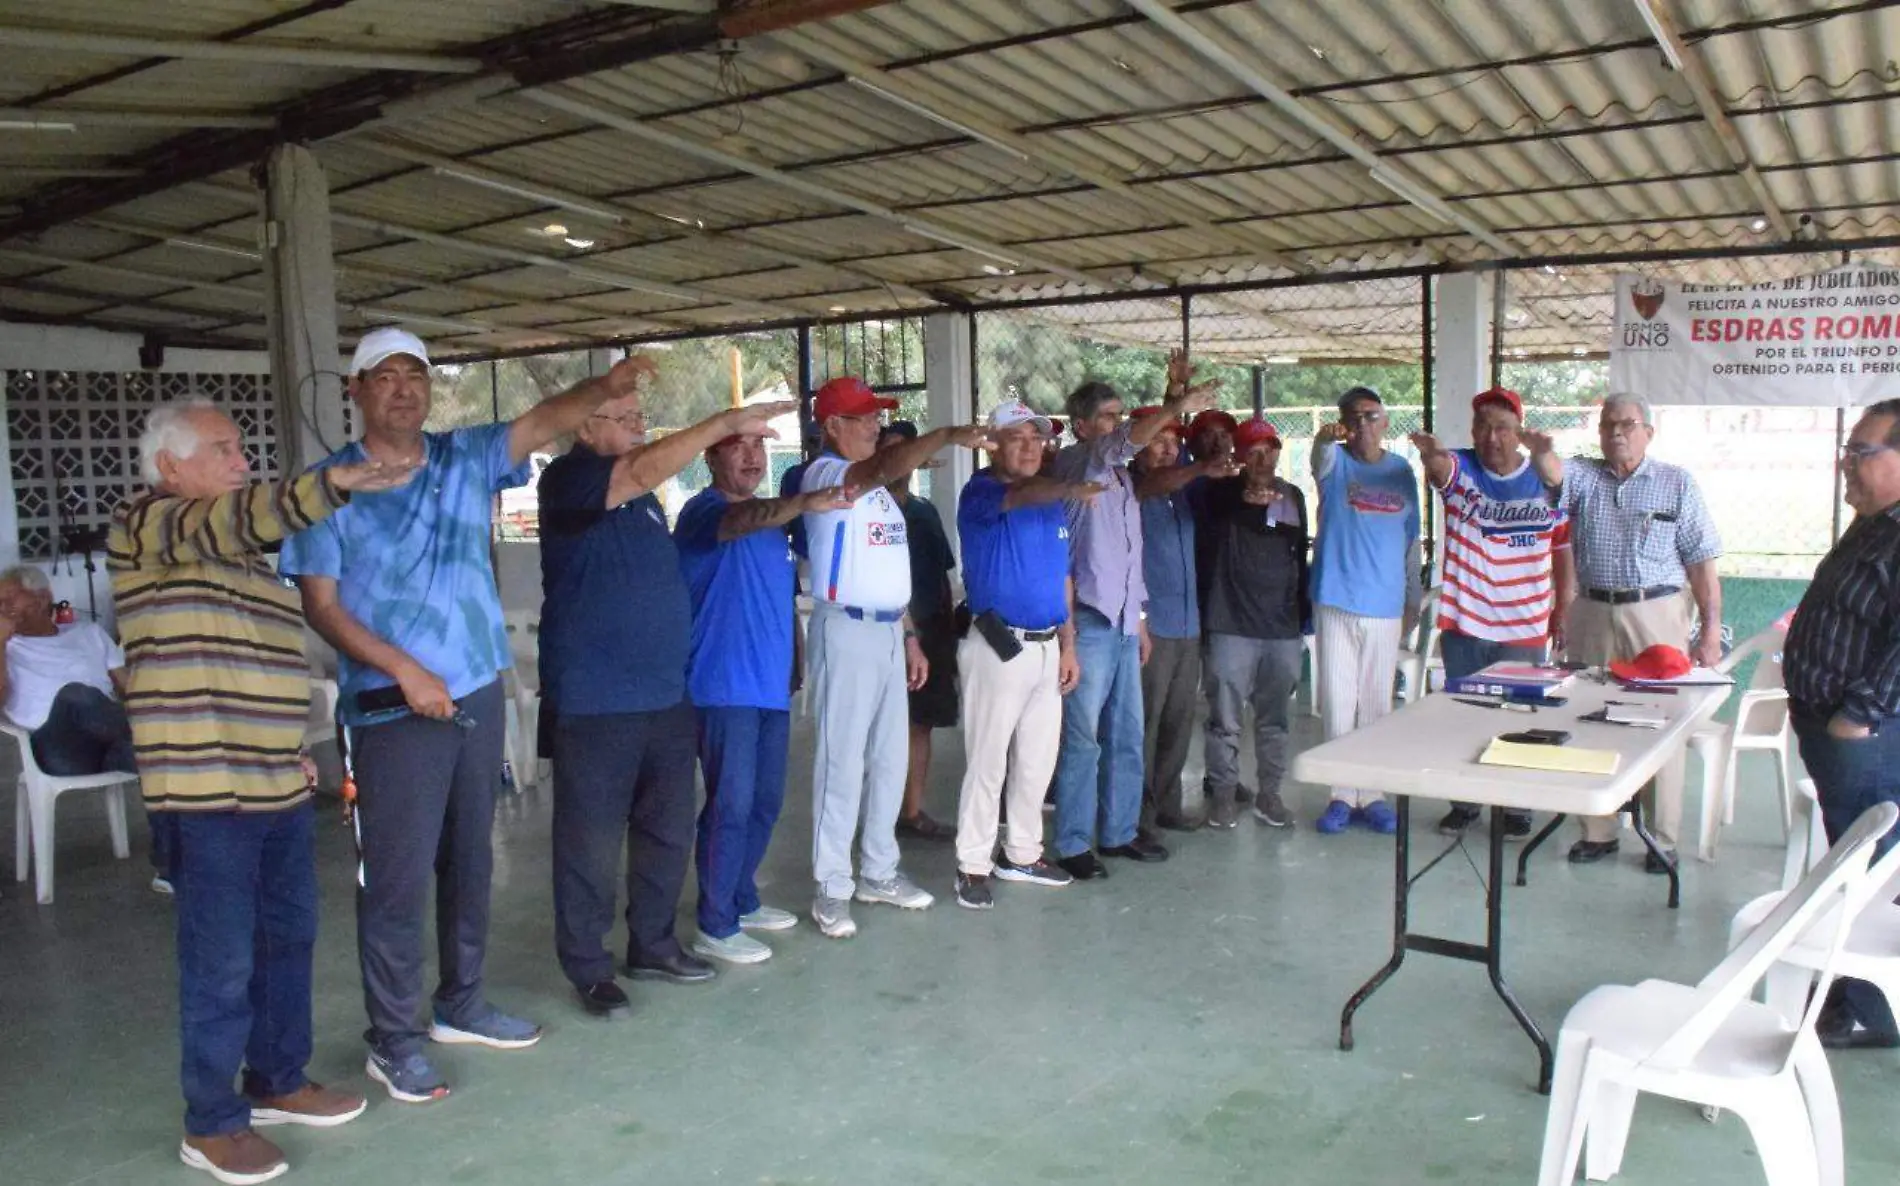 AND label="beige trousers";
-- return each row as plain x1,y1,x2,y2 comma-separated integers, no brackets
1564,592,1694,847
954,633,1063,875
